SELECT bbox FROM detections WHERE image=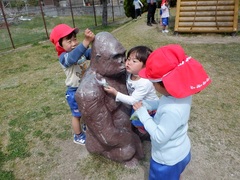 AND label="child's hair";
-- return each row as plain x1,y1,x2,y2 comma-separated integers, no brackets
59,31,77,47
127,46,152,65
158,81,165,88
